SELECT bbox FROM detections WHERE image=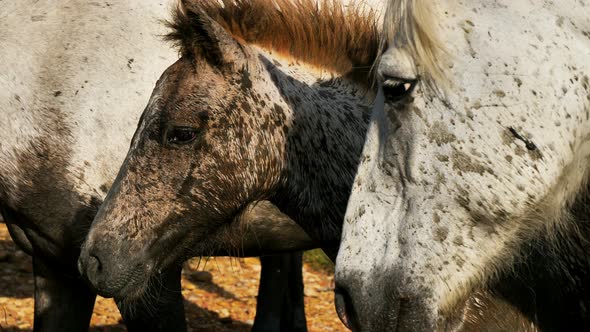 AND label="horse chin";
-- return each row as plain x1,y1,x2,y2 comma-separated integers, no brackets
395,292,470,332
384,303,466,332
113,275,155,312
112,277,150,303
